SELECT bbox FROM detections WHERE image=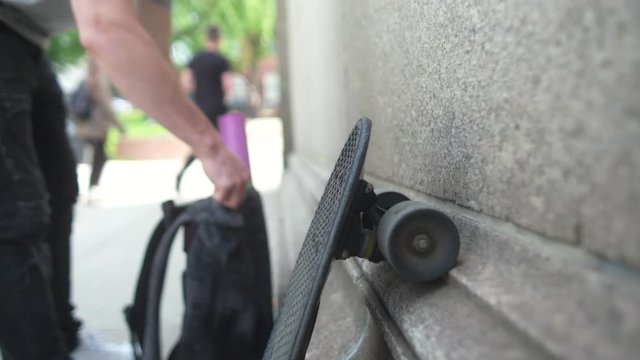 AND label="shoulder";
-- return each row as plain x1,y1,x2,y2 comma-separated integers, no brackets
213,52,228,62
189,52,207,66
192,51,208,60
151,0,172,7
213,52,230,68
